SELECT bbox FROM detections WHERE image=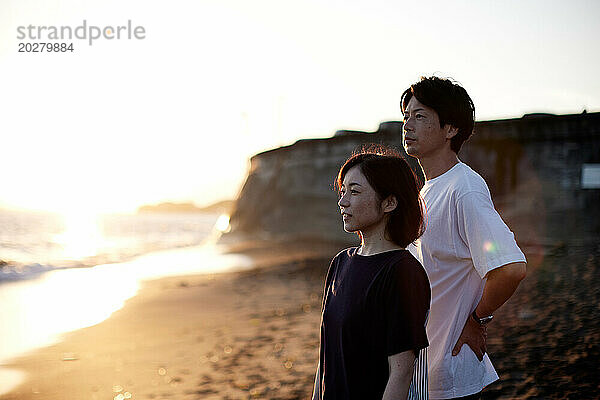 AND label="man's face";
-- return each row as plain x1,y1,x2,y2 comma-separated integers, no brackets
402,96,451,159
